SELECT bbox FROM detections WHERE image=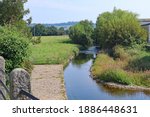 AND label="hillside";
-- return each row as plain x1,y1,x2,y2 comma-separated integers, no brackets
30,21,78,29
